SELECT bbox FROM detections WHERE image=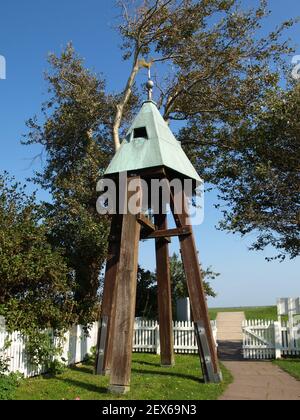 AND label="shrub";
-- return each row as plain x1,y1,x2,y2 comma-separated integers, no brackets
83,346,97,364
48,359,67,376
0,337,11,376
0,355,9,376
24,330,66,373
0,373,22,400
